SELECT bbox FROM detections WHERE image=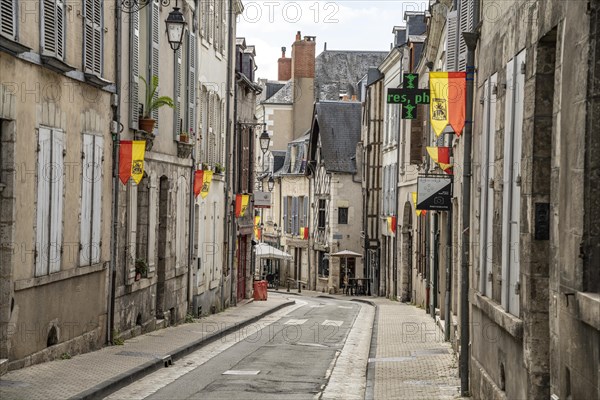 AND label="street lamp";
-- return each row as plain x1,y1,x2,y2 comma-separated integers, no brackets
165,2,186,51
267,175,275,192
259,125,270,154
